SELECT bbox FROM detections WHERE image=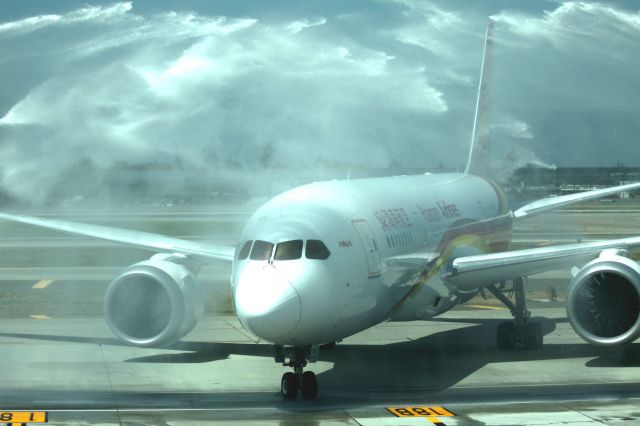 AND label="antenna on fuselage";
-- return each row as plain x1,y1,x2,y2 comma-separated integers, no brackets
465,20,494,177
